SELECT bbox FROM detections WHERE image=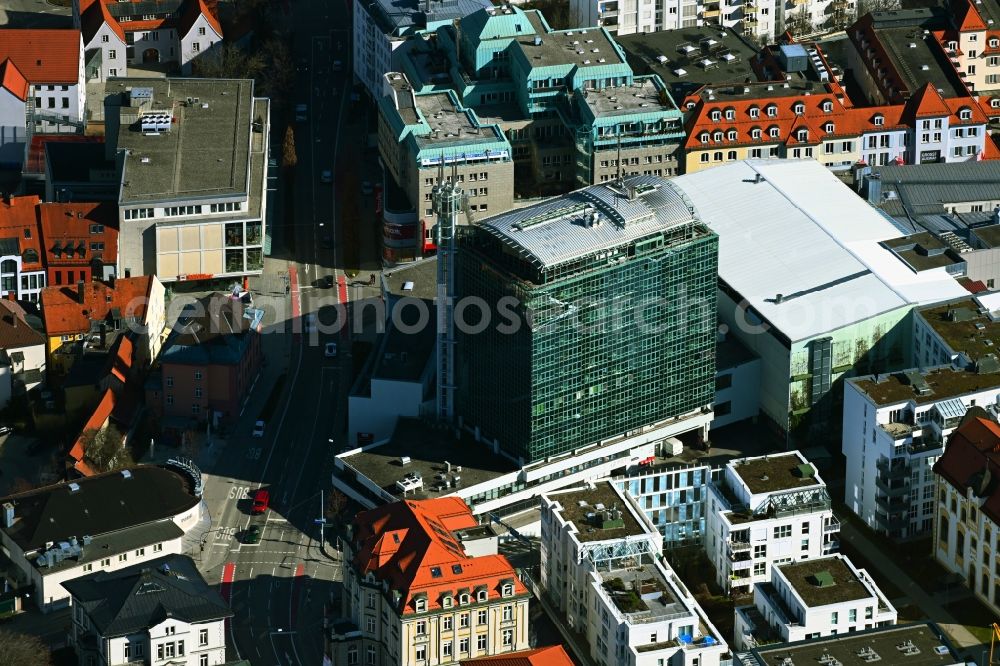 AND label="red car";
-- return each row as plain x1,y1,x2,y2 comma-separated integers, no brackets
251,489,270,515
